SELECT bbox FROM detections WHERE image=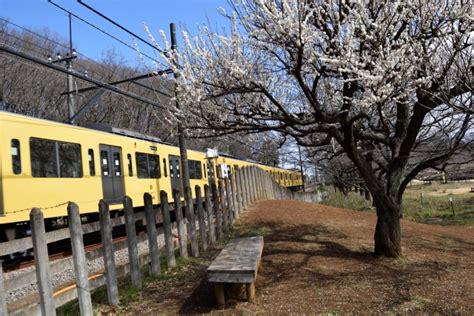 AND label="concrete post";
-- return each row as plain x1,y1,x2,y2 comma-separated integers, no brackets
0,260,8,316
218,180,228,235
235,169,243,215
244,167,251,207
225,177,234,224
185,186,199,257
249,167,256,203
211,182,222,241
30,208,56,316
195,186,208,251
144,193,161,276
173,190,188,258
230,173,238,221
67,202,93,316
204,185,216,244
124,196,142,289
98,200,119,306
160,191,176,270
